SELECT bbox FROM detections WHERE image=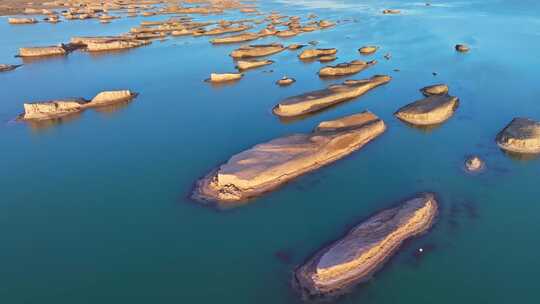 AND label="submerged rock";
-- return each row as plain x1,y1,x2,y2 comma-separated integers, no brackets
455,44,469,52
85,39,150,52
273,75,391,118
496,118,540,154
18,45,67,57
420,84,449,96
210,33,259,44
299,48,337,60
236,59,274,71
207,73,243,83
276,76,296,86
318,60,376,77
318,55,337,62
20,99,85,120
0,64,22,72
358,45,378,55
230,43,285,59
276,30,299,38
192,111,386,204
294,193,438,298
8,17,38,24
465,156,485,172
394,95,459,126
